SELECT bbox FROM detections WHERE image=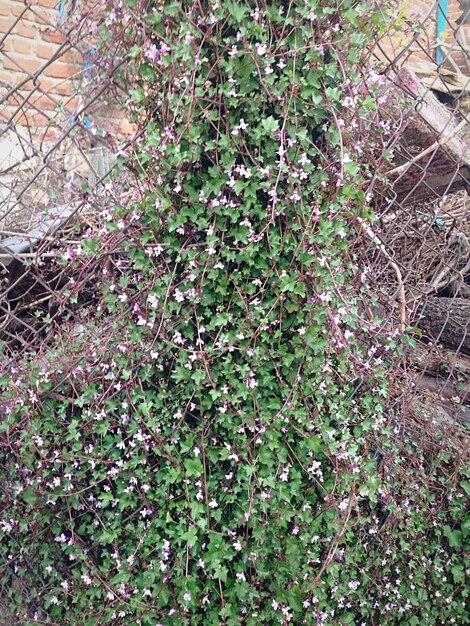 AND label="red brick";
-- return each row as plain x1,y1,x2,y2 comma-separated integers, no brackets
66,97,81,110
41,29,65,44
37,0,62,7
30,94,59,111
0,16,12,35
31,111,54,126
2,18,37,38
36,42,57,59
56,81,73,96
10,3,31,18
8,77,36,92
44,61,75,79
36,42,74,65
51,80,72,96
31,8,57,27
37,75,72,96
120,118,137,135
2,55,43,74
36,76,55,92
11,37,32,55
